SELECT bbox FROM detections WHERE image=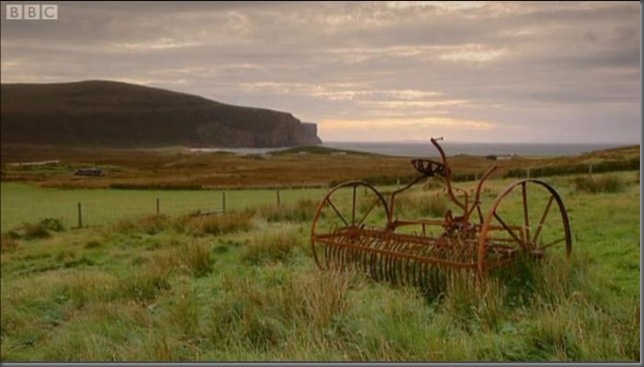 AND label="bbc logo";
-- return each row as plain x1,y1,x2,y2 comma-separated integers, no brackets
6,4,58,20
